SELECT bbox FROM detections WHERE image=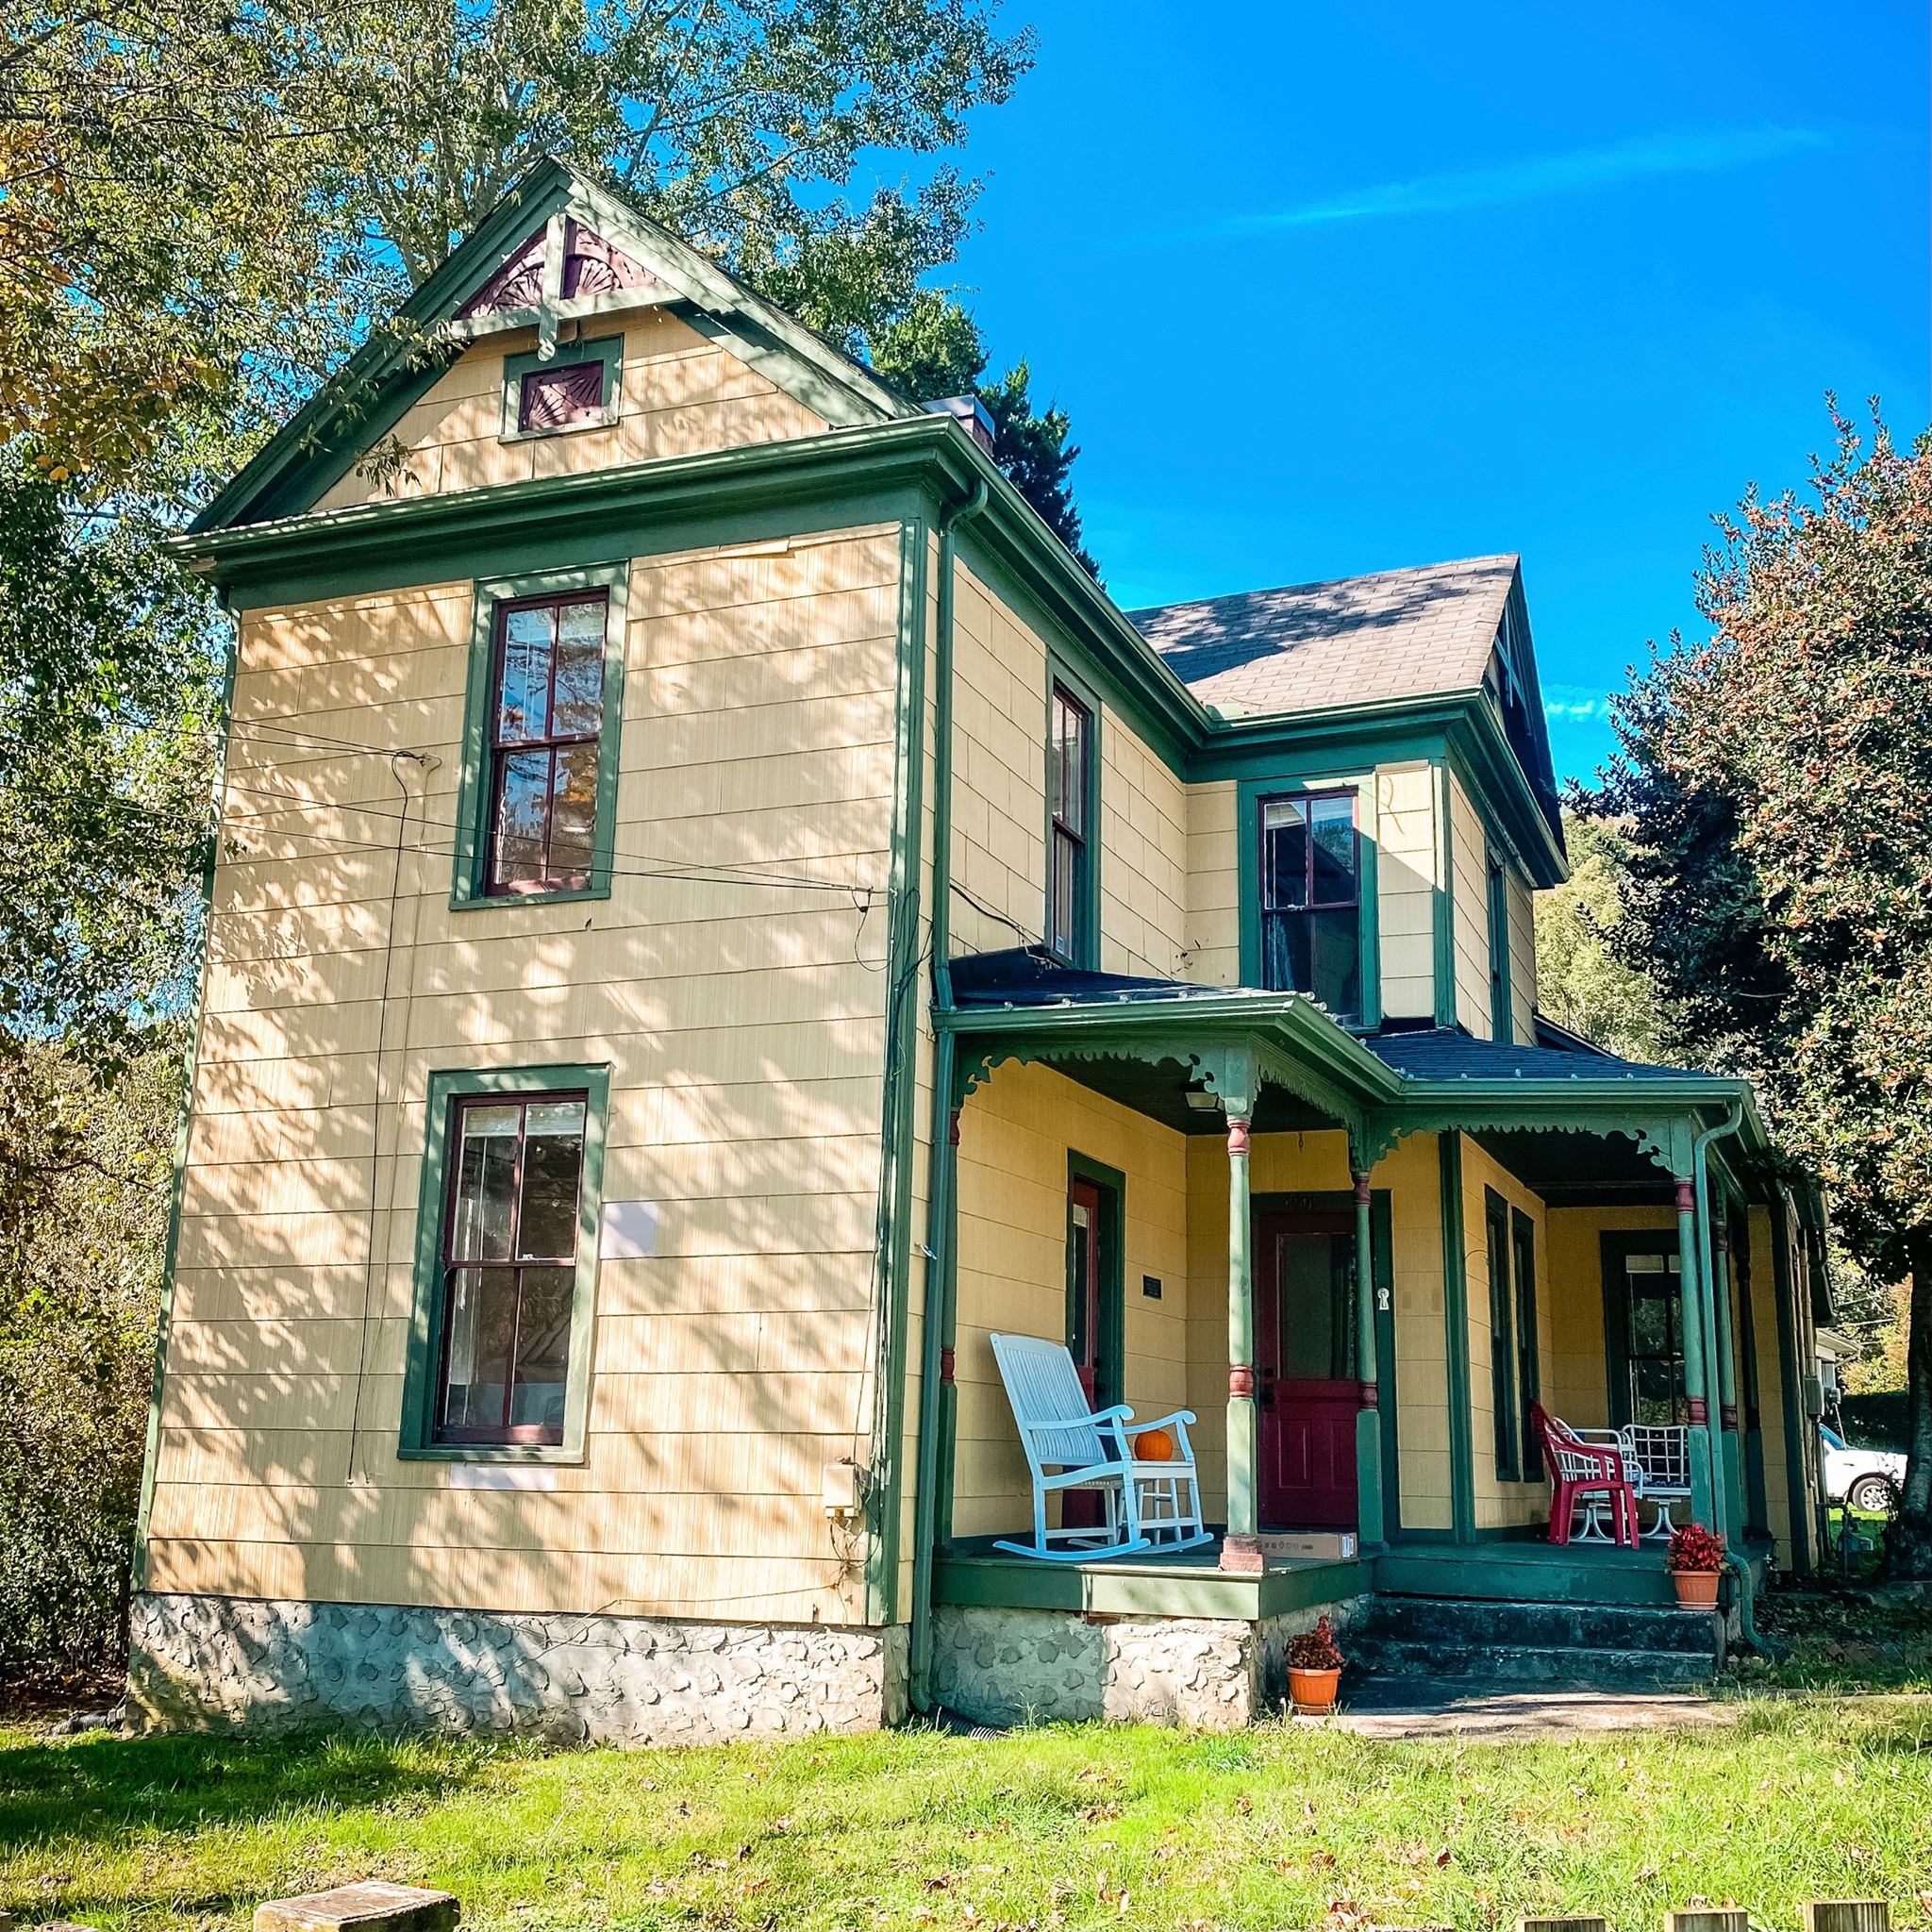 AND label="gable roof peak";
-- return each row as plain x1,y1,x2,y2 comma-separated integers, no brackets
192,153,912,533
